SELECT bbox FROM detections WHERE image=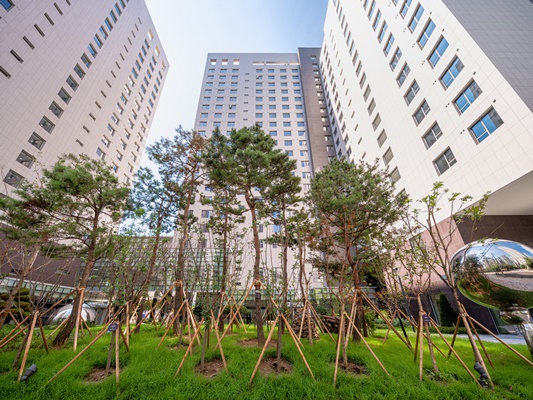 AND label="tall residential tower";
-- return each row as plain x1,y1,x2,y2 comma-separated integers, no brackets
0,0,168,190
186,51,331,292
